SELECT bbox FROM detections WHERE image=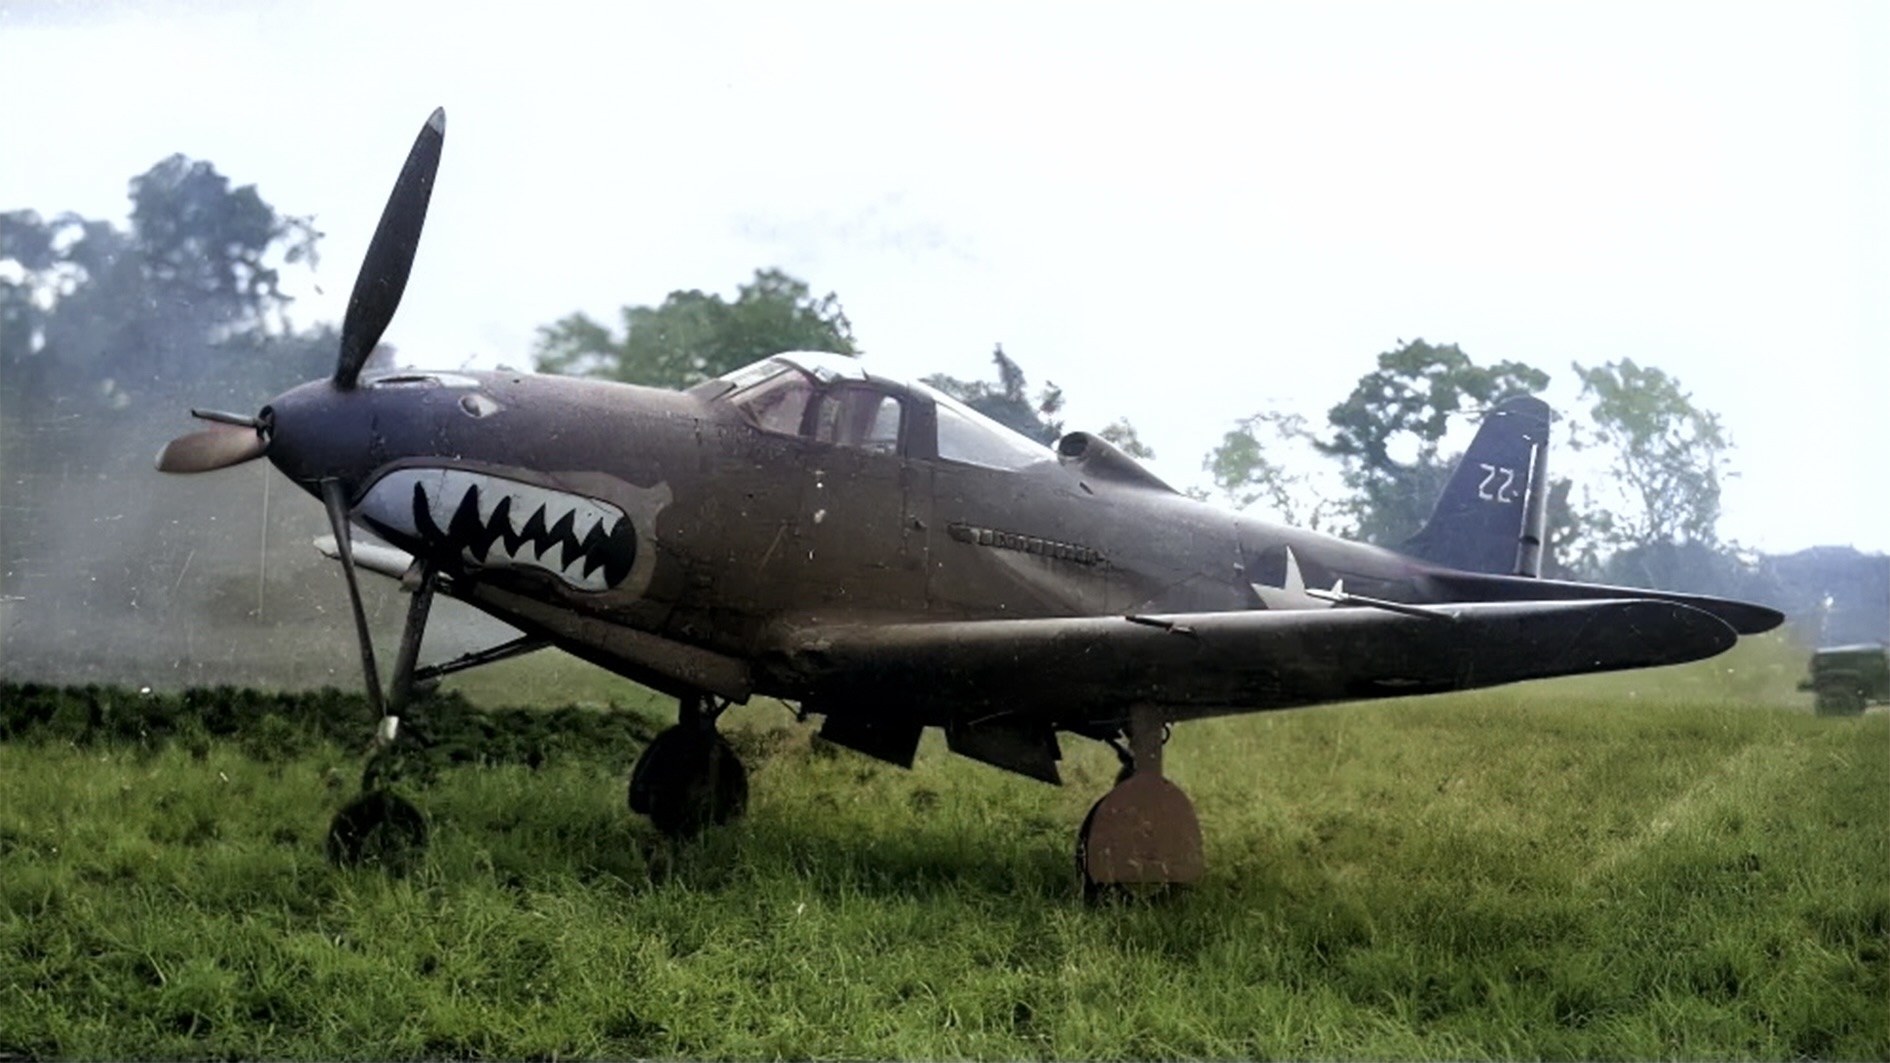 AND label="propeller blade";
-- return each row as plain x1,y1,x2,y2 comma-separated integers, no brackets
189,408,264,429
155,425,268,473
335,107,446,391
322,480,388,717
